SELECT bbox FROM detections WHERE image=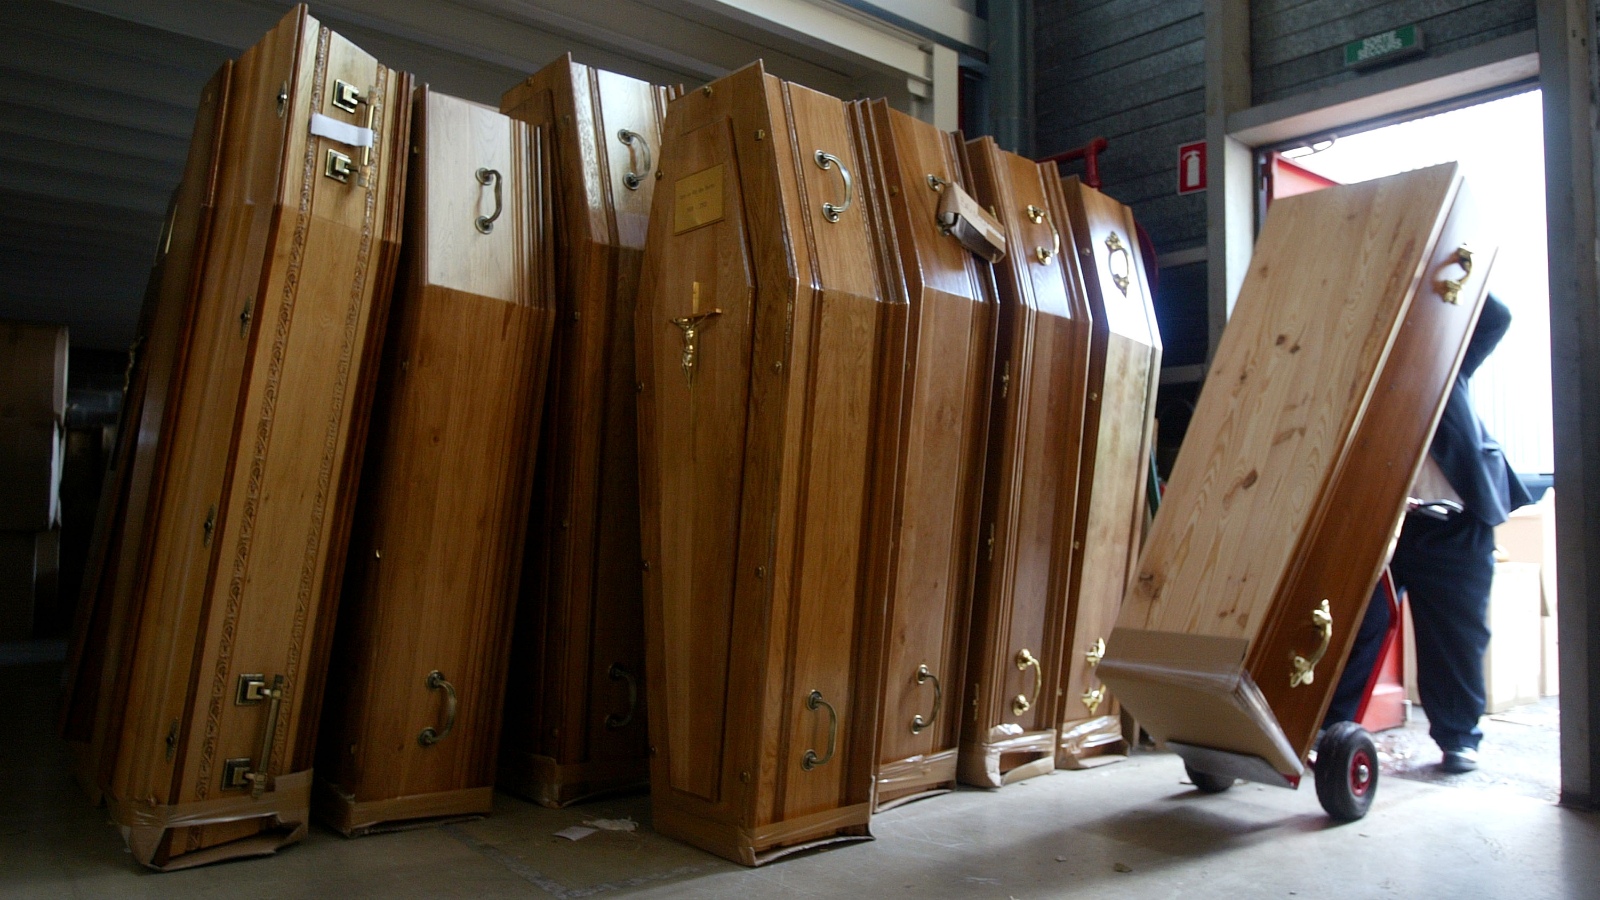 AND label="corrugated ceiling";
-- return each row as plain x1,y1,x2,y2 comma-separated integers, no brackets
0,0,929,348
